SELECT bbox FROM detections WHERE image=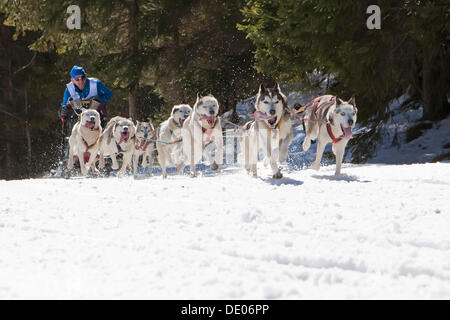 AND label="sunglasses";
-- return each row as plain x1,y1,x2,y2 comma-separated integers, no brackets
74,75,85,81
